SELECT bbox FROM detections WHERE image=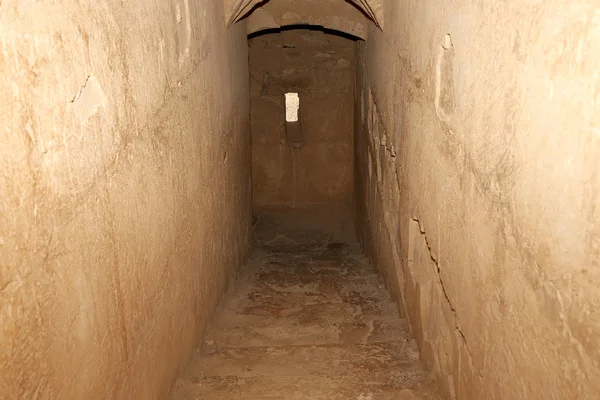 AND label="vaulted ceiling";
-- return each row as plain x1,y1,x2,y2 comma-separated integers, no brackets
224,0,383,38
